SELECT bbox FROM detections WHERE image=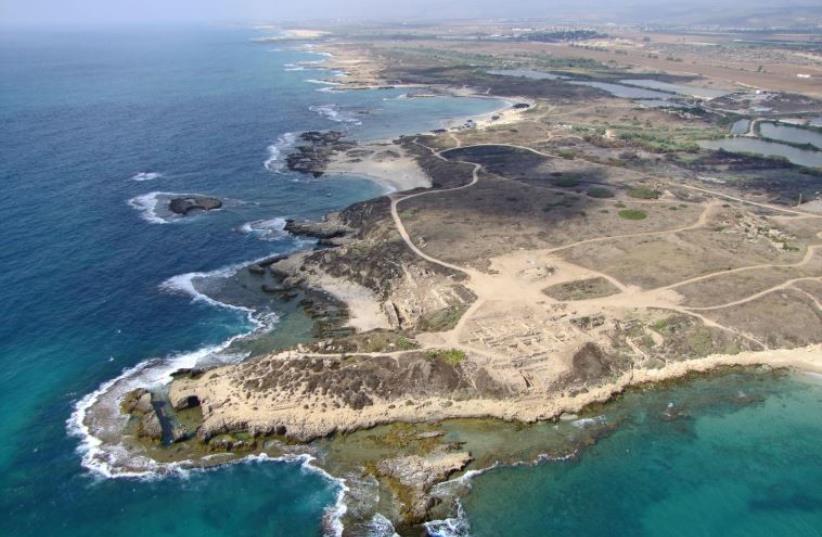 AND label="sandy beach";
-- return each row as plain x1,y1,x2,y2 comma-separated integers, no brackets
325,142,432,193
